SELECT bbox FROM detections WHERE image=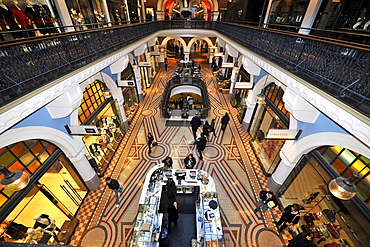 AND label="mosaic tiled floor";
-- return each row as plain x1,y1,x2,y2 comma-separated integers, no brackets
69,56,290,247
